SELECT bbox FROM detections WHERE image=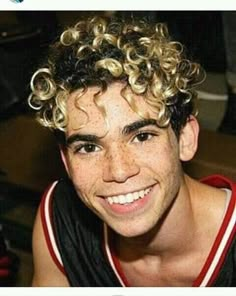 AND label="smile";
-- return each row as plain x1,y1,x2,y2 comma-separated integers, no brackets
106,186,153,205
